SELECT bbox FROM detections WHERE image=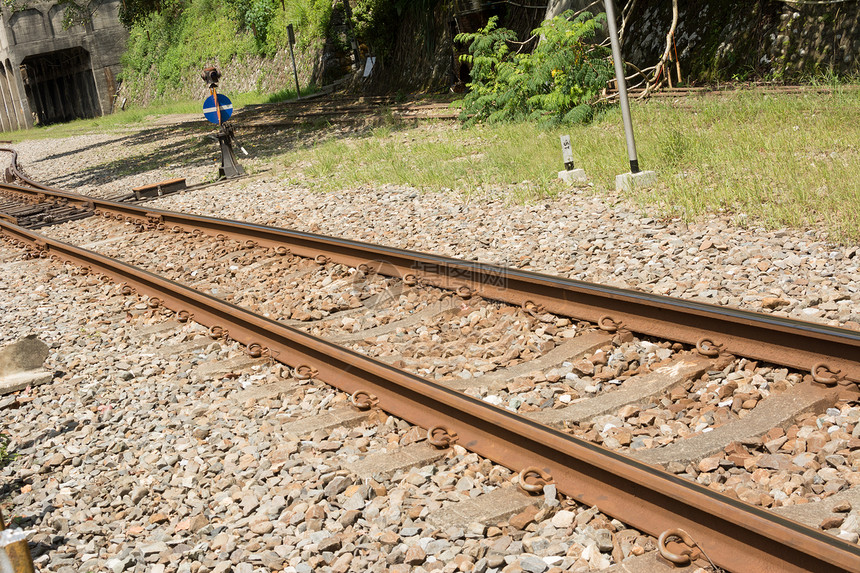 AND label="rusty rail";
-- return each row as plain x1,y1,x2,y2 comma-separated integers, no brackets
3,219,860,572
0,165,857,387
